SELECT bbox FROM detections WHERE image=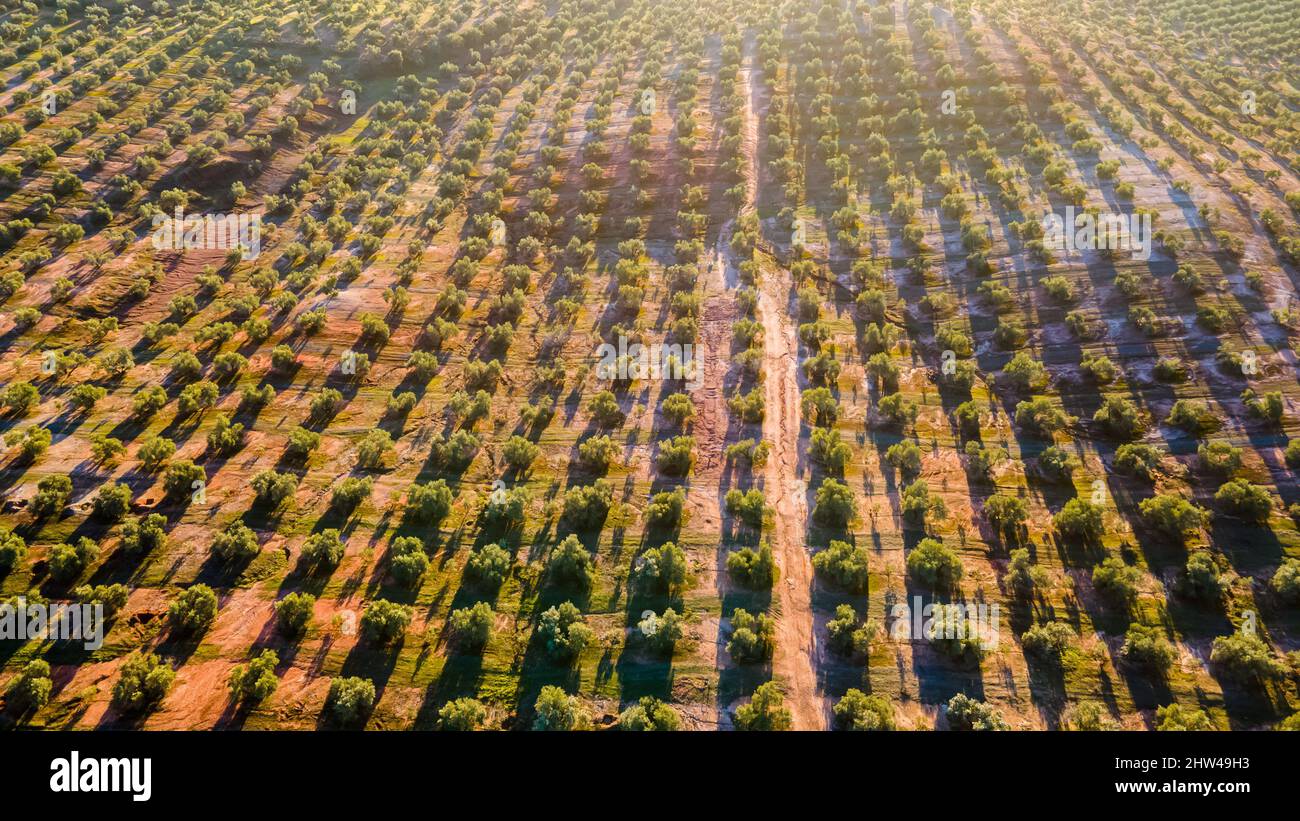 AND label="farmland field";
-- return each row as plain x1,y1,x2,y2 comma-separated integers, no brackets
0,0,1298,733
